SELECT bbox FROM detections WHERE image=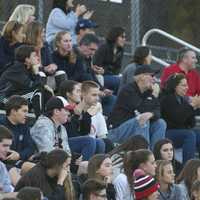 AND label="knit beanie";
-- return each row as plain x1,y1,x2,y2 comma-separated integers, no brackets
133,169,159,200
